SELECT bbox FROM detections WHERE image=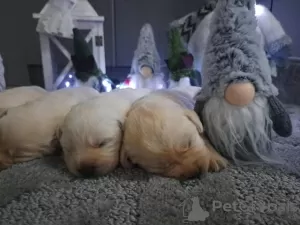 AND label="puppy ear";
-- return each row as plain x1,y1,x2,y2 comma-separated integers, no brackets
185,110,204,134
120,147,135,169
117,120,124,133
